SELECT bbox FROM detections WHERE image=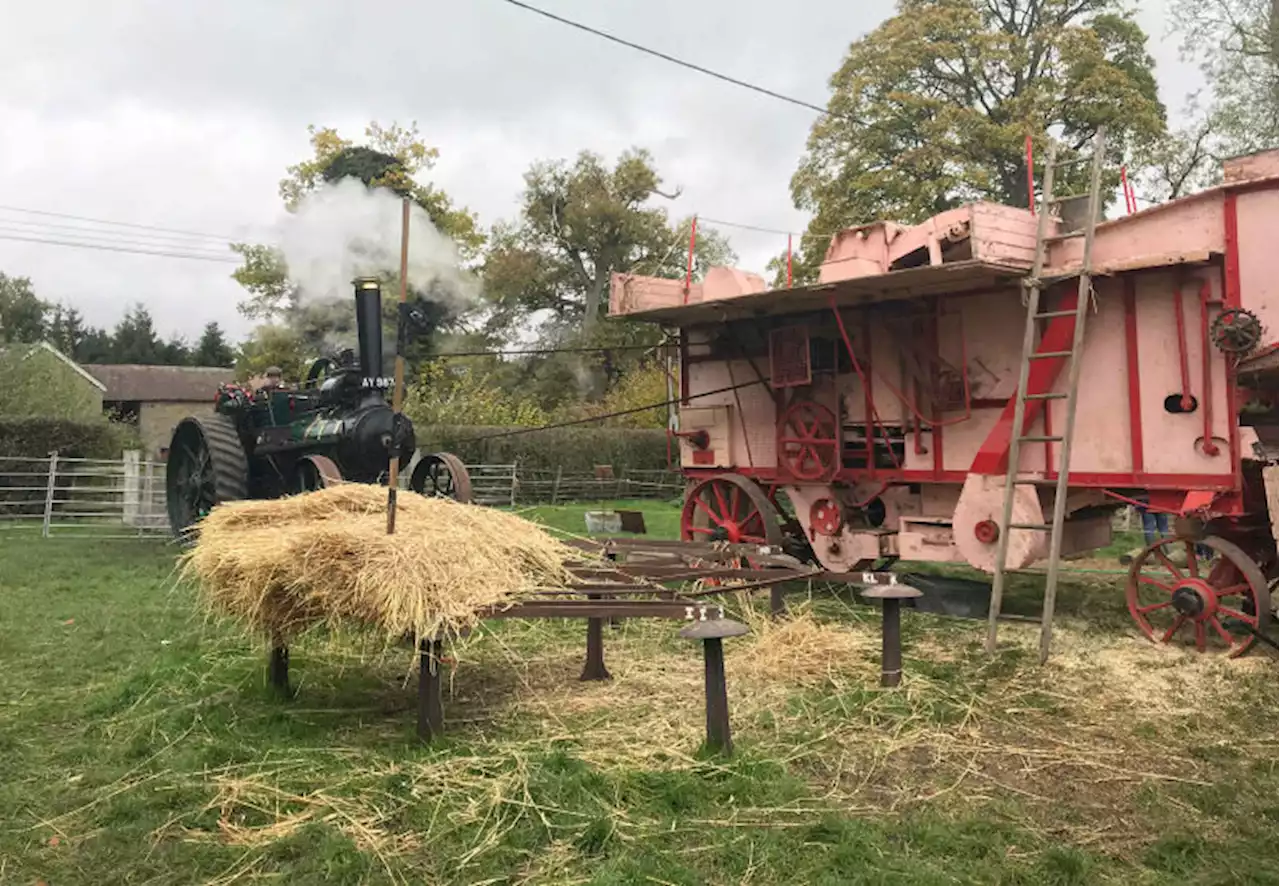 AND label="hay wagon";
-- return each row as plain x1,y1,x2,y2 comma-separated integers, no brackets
609,146,1279,657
